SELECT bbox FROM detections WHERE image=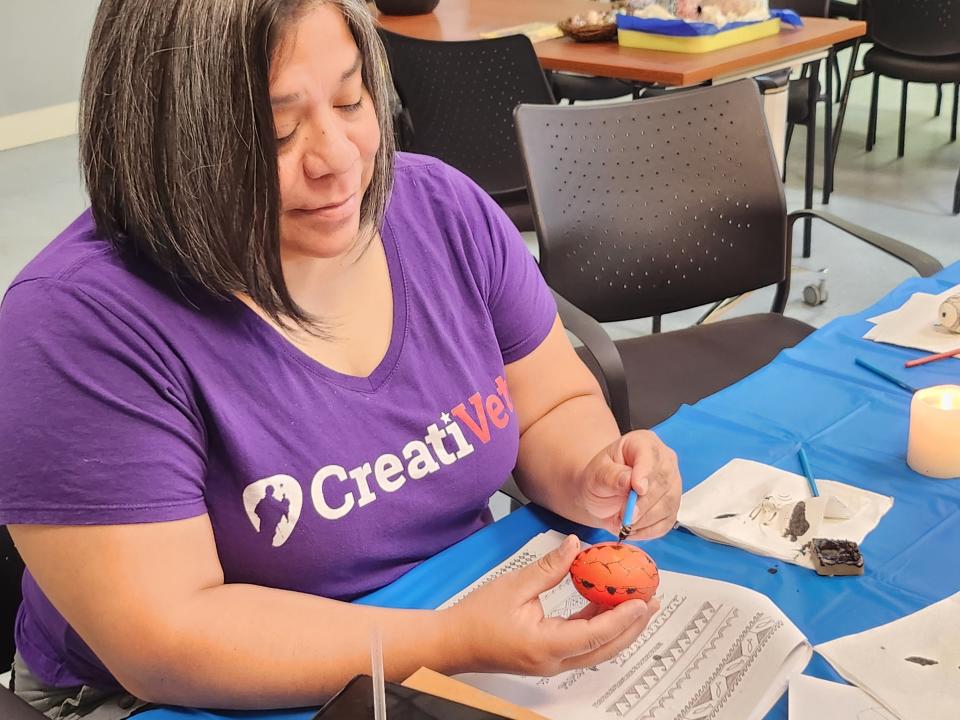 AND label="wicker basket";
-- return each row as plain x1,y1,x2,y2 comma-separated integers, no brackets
558,18,619,42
